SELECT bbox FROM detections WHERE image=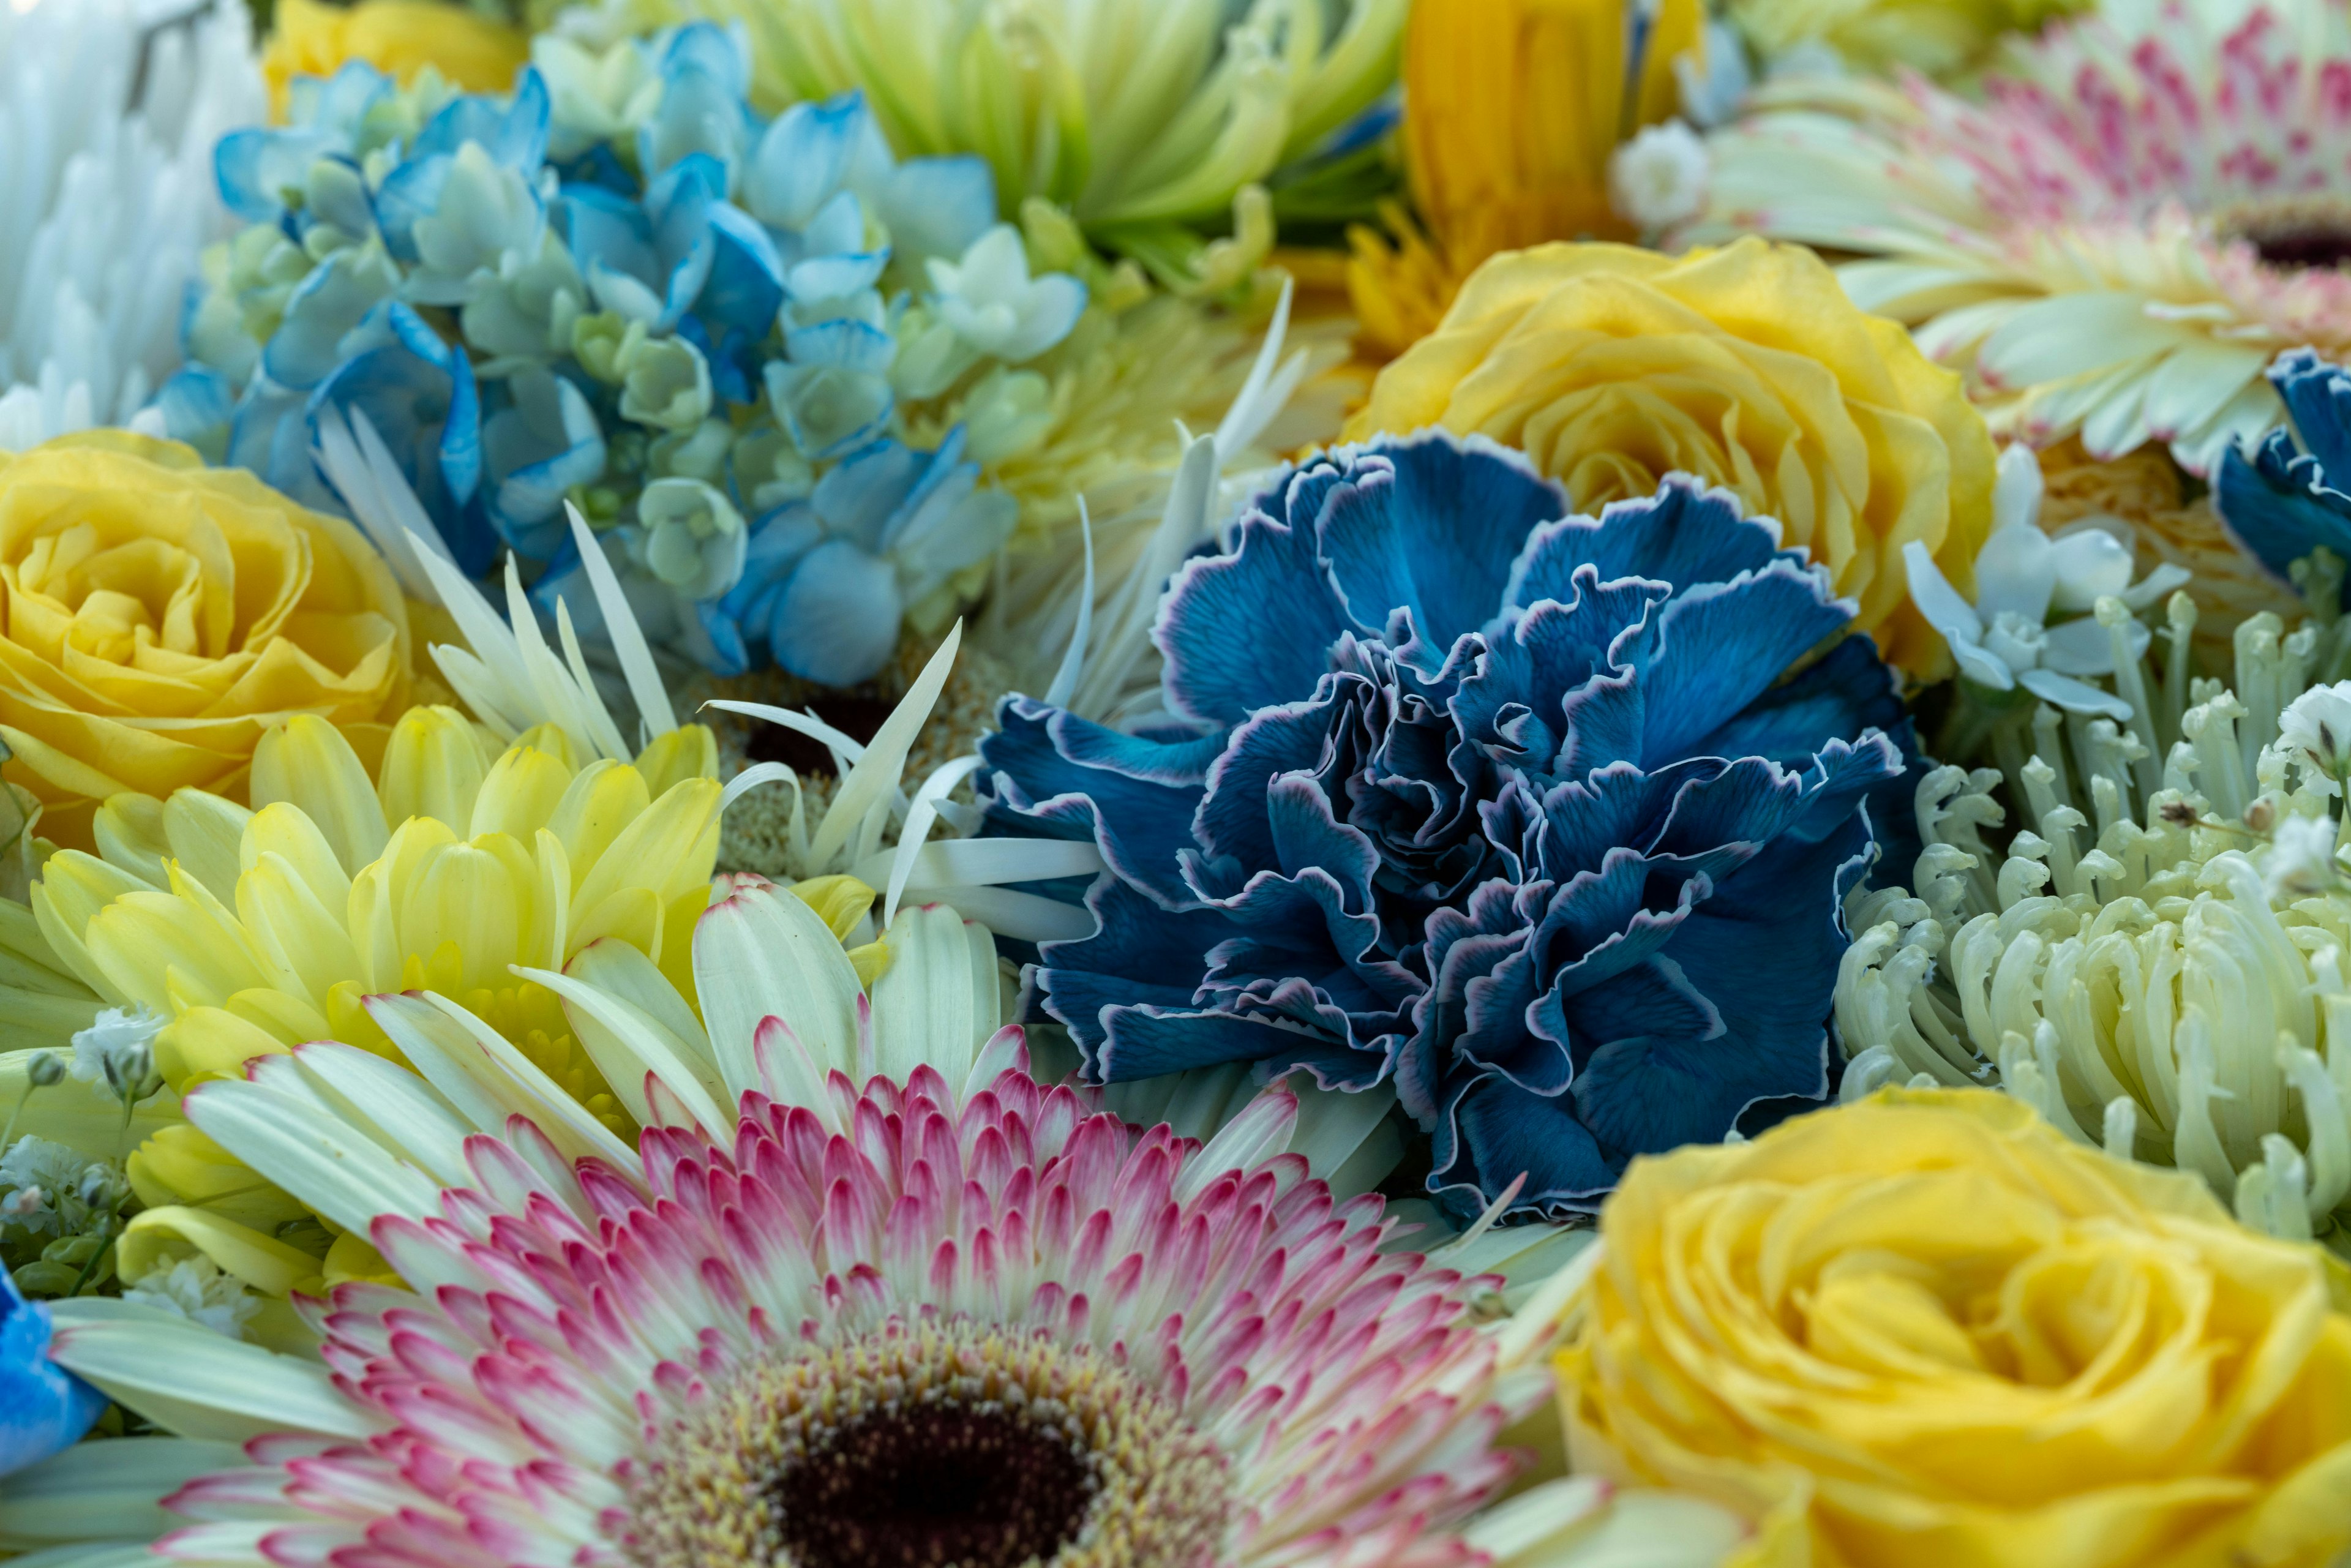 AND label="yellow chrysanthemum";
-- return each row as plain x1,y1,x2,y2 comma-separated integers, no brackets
1347,0,1701,361
34,708,718,1098
1347,237,1998,677
262,0,530,119
22,707,718,1240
